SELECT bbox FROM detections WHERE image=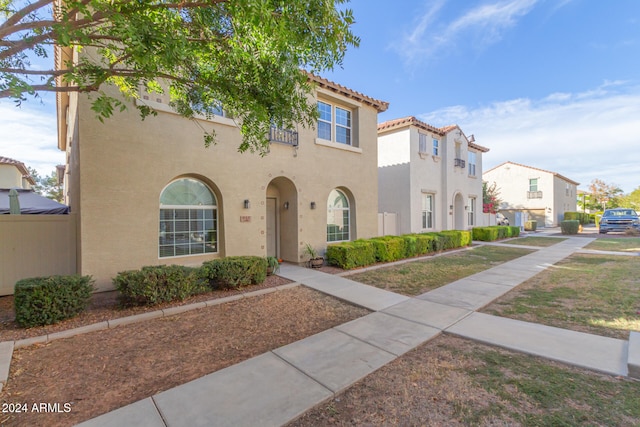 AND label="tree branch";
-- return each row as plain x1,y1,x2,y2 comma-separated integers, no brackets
0,0,53,35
